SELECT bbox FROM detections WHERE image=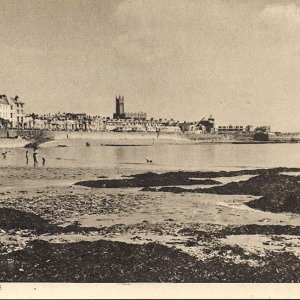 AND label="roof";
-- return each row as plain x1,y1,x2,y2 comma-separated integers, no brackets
0,96,9,105
10,97,25,104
